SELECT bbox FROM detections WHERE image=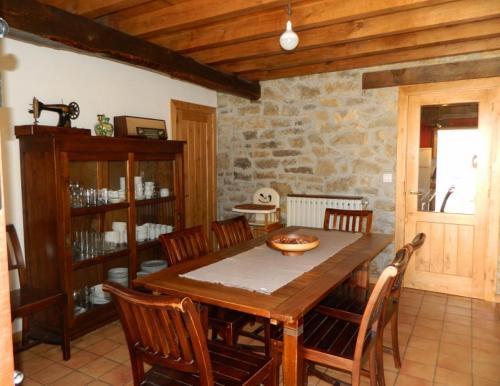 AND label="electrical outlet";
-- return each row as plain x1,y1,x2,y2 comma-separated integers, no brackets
383,173,393,183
